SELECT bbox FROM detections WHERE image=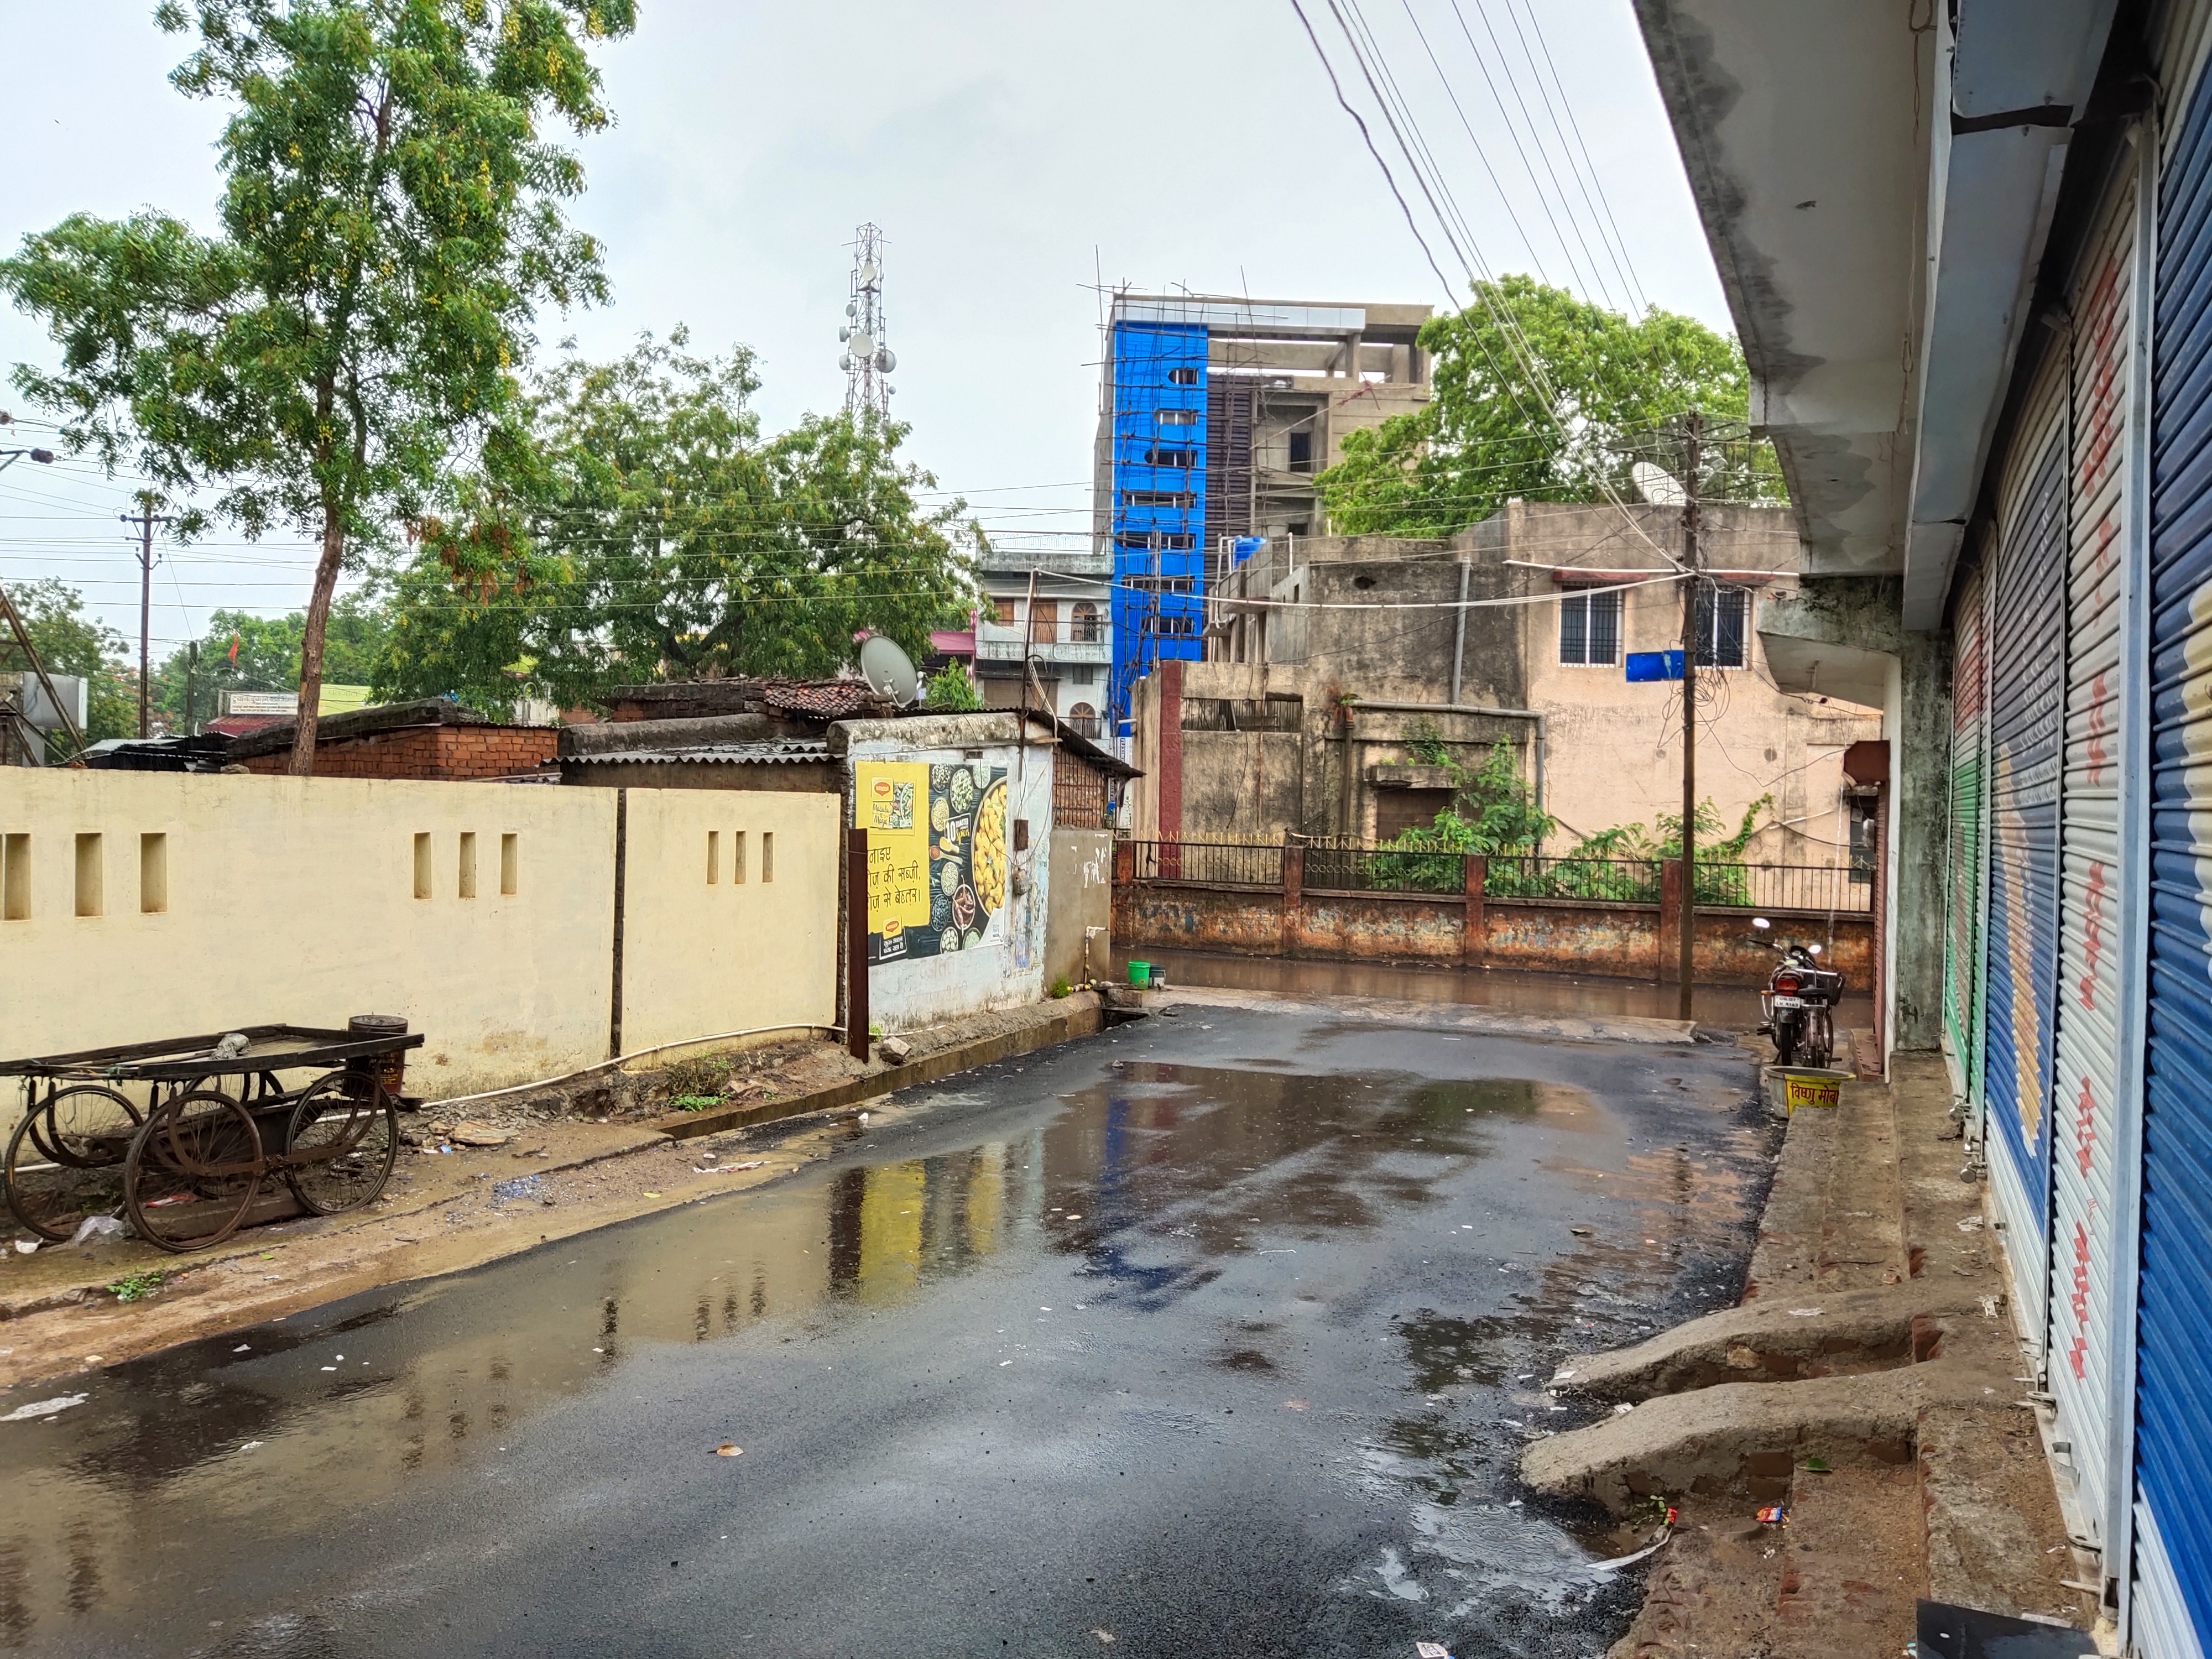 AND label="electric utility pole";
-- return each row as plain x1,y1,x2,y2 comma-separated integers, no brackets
121,500,176,738
1678,410,1702,1022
